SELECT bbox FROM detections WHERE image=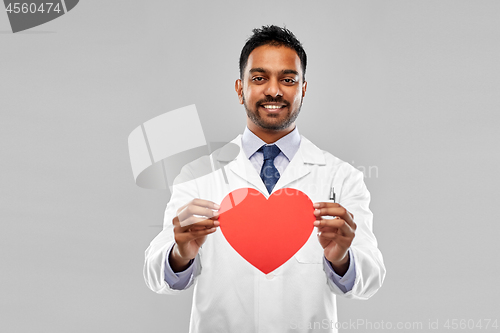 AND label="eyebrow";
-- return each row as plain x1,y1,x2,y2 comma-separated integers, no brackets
281,69,299,76
249,68,299,76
